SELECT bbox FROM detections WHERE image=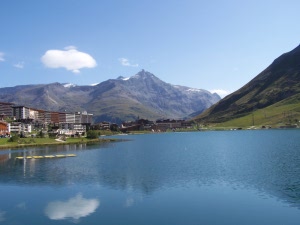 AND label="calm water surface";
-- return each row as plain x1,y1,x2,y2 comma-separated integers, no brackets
0,130,300,224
